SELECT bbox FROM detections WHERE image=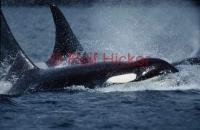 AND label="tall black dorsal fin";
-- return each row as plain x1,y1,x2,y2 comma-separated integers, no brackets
0,9,37,82
46,4,87,66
